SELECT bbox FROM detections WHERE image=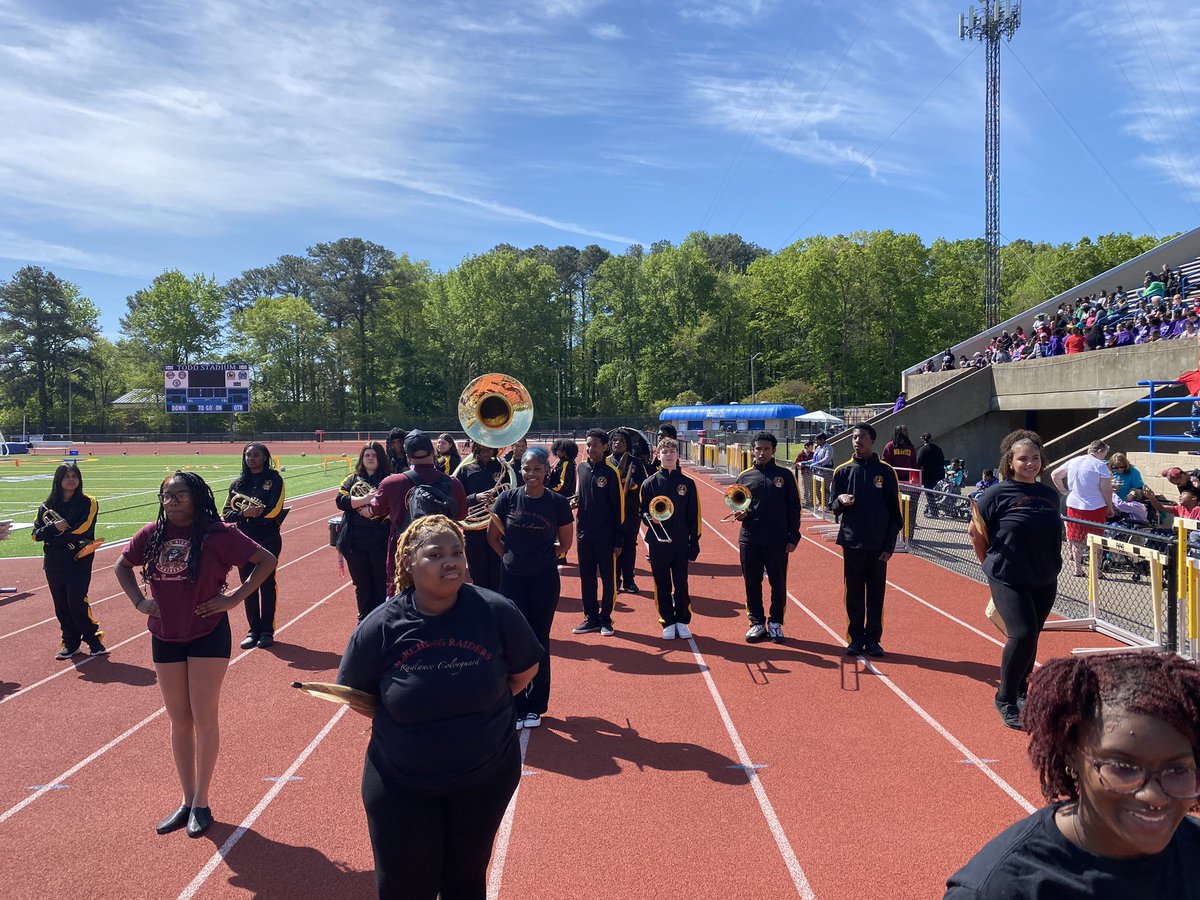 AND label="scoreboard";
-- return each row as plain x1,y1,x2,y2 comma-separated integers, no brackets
164,364,251,414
